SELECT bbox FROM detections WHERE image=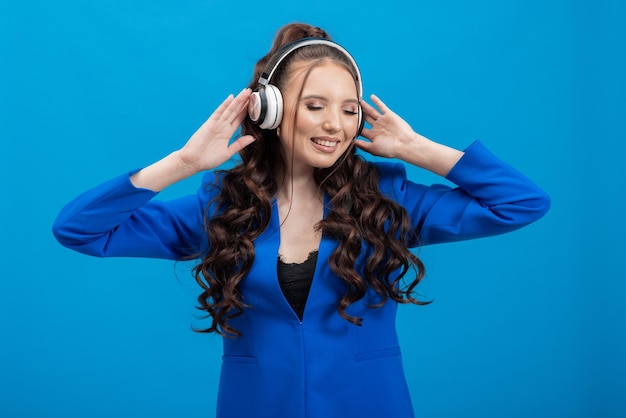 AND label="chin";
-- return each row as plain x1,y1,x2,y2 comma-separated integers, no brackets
312,156,341,168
